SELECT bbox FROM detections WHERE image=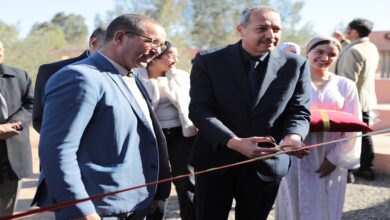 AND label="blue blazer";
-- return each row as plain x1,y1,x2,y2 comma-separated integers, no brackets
33,52,170,219
189,41,311,180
